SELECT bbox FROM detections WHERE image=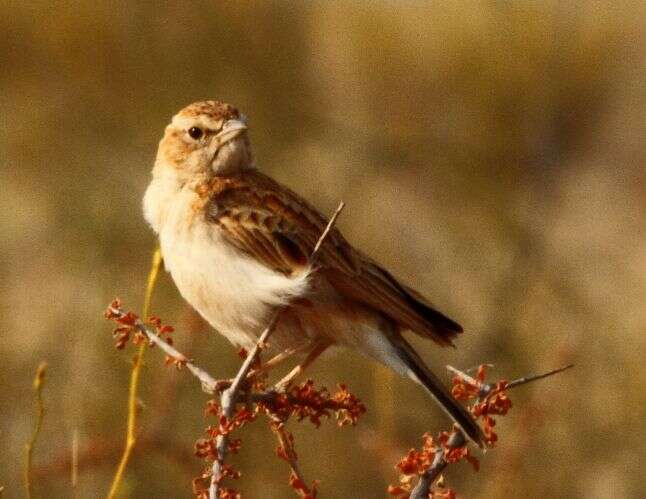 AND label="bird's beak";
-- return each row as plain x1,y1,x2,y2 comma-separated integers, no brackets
213,119,247,149
207,117,250,172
